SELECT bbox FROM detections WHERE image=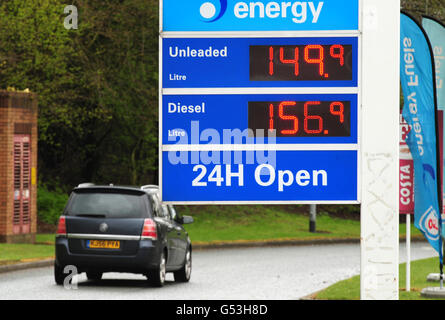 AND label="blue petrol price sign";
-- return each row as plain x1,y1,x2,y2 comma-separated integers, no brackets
163,93,358,145
162,150,358,202
162,0,359,31
163,37,359,88
160,0,361,204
